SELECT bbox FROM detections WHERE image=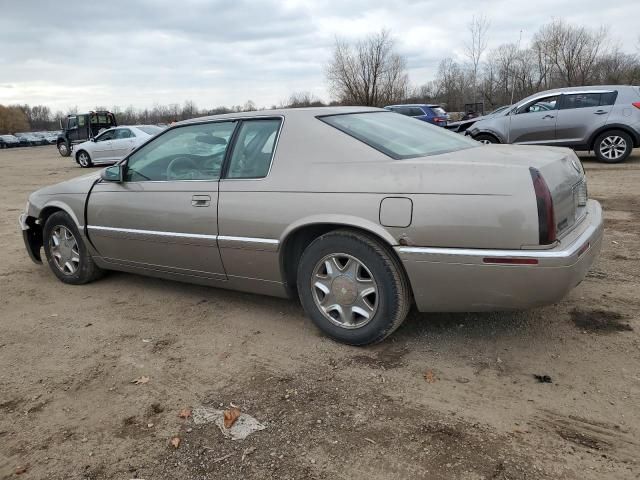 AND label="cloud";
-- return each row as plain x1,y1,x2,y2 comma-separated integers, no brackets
0,0,637,110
